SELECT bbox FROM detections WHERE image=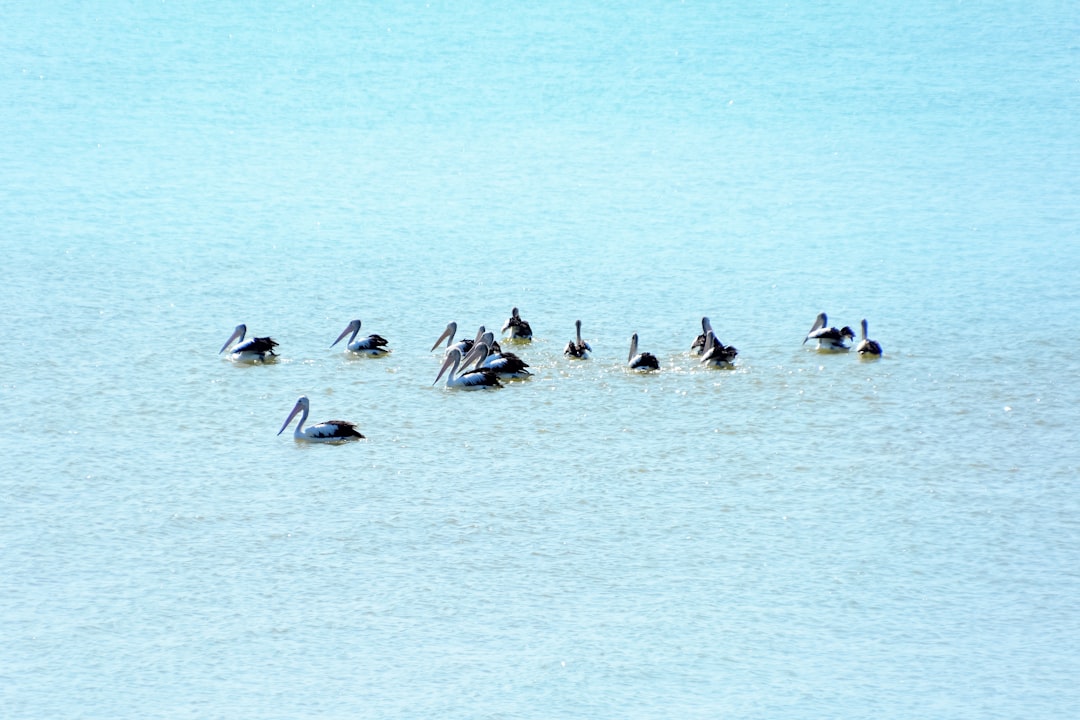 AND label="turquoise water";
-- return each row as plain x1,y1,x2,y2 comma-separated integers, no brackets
3,2,1078,717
